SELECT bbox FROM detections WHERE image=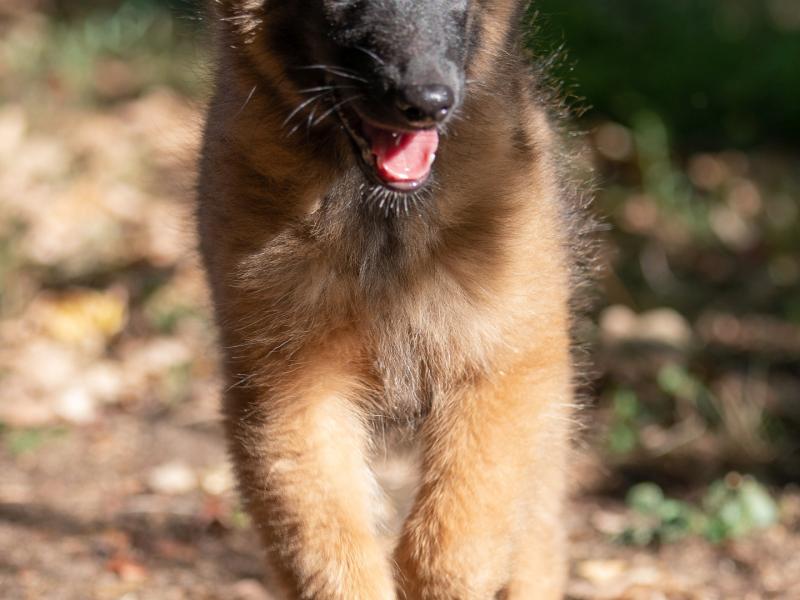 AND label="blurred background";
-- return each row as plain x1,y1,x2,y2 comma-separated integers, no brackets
0,0,798,598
